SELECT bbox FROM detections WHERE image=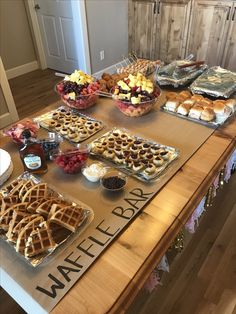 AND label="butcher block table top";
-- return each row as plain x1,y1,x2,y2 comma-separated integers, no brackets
0,95,235,314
